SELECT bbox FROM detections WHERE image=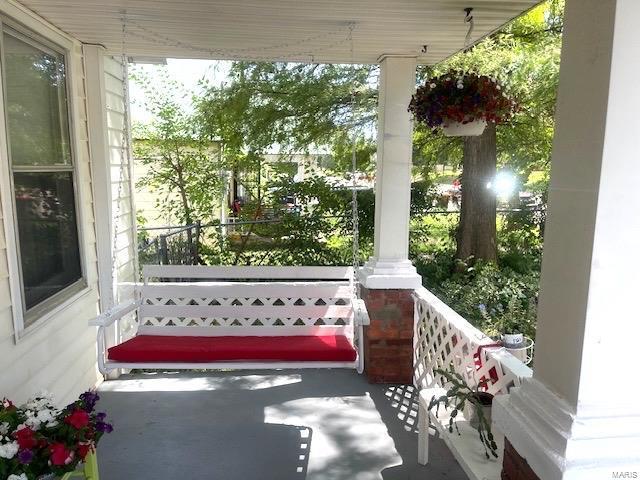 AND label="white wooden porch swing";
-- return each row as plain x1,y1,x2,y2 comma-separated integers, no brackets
90,266,369,374
89,17,370,375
